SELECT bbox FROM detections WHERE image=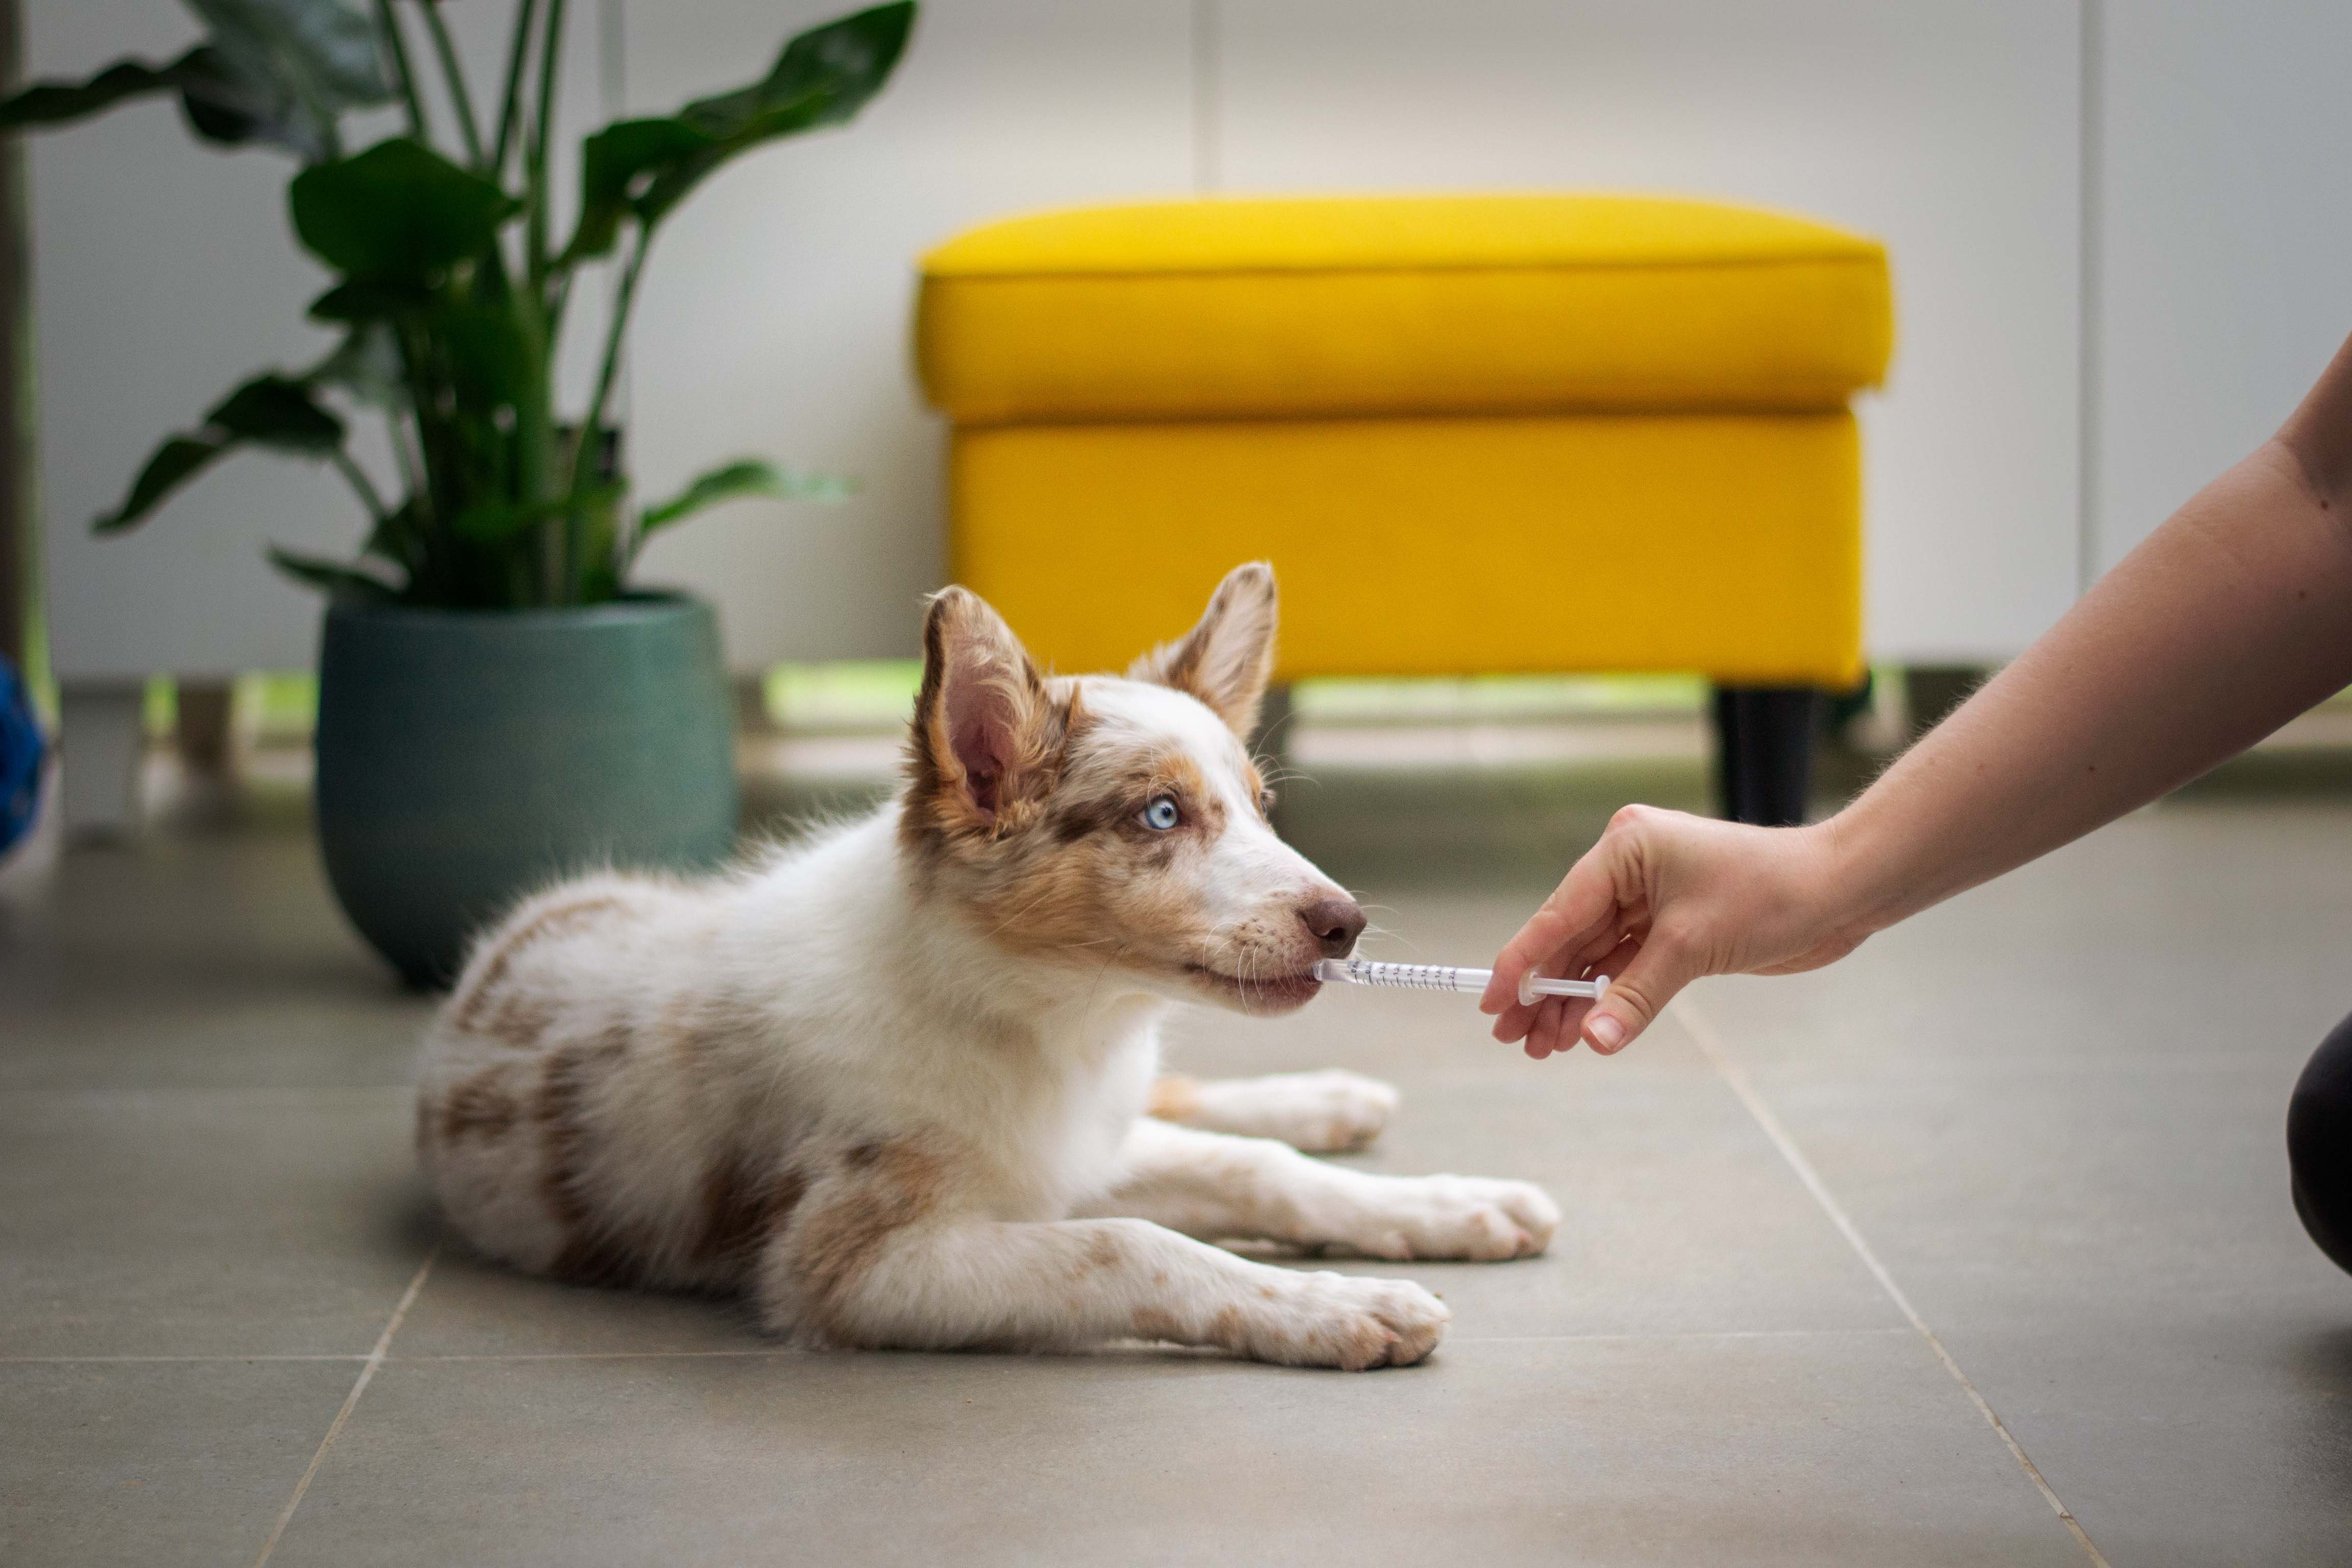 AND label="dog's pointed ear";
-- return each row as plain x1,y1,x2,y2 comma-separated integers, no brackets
909,586,1063,834
1126,562,1279,738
